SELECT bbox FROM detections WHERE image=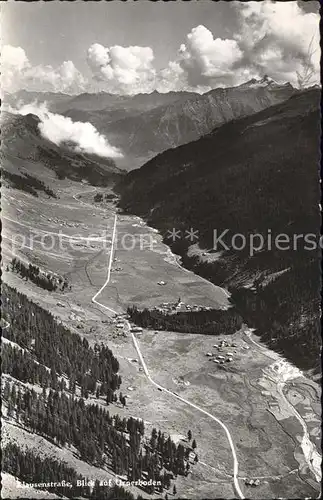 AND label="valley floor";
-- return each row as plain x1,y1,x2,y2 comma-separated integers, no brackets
1,182,321,499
